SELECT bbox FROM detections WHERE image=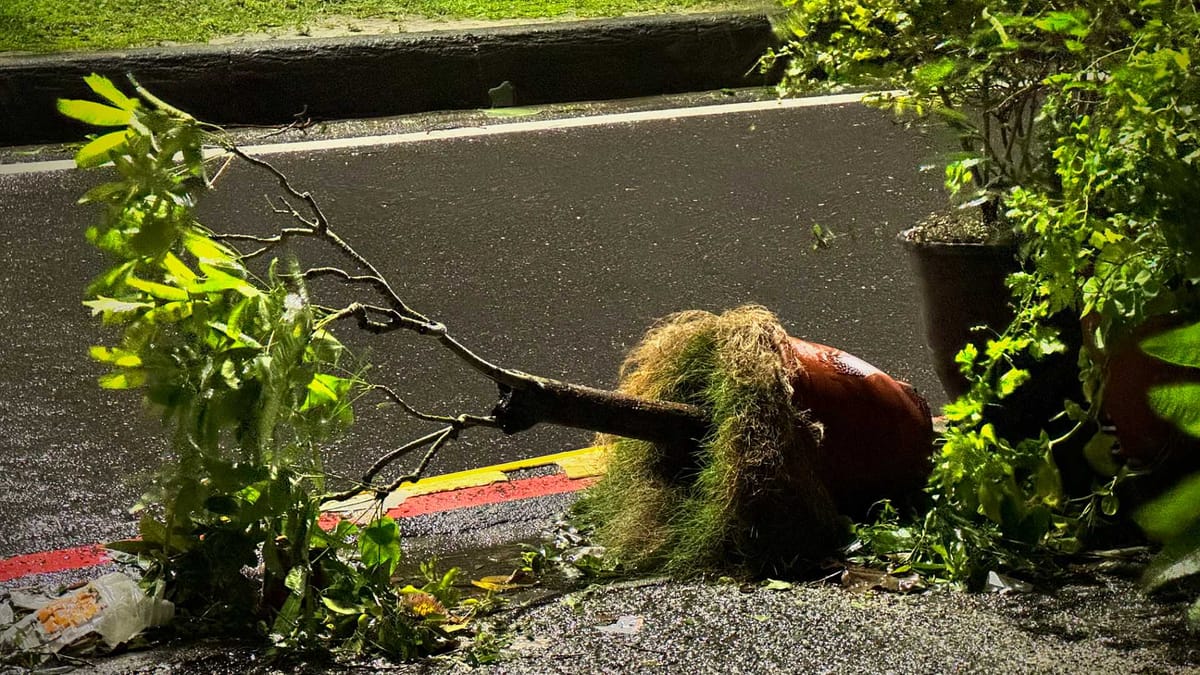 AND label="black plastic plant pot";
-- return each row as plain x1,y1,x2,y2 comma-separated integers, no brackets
898,228,1019,401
